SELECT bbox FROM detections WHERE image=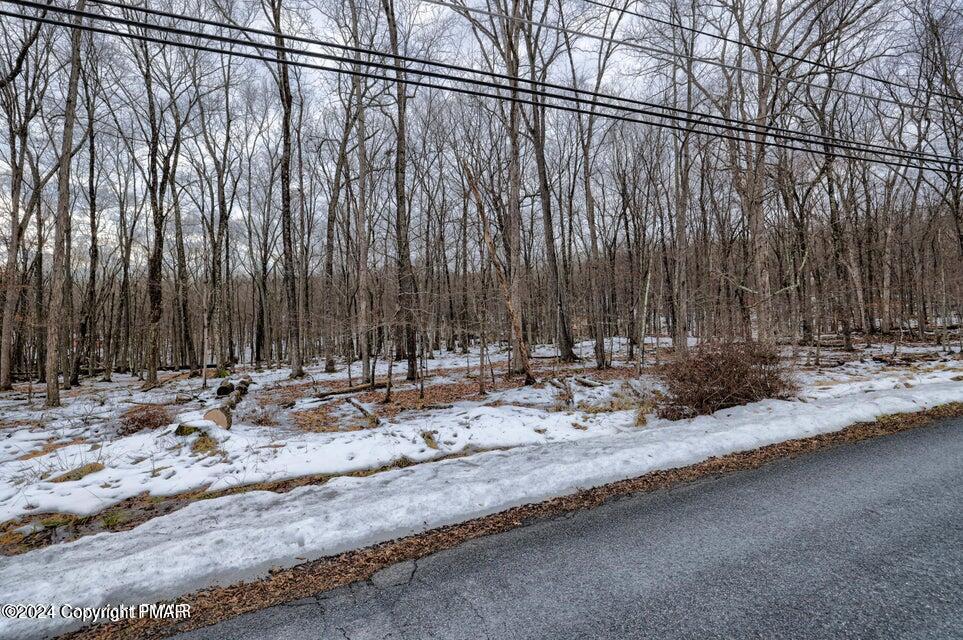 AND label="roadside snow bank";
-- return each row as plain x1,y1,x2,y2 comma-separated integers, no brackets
2,381,962,639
